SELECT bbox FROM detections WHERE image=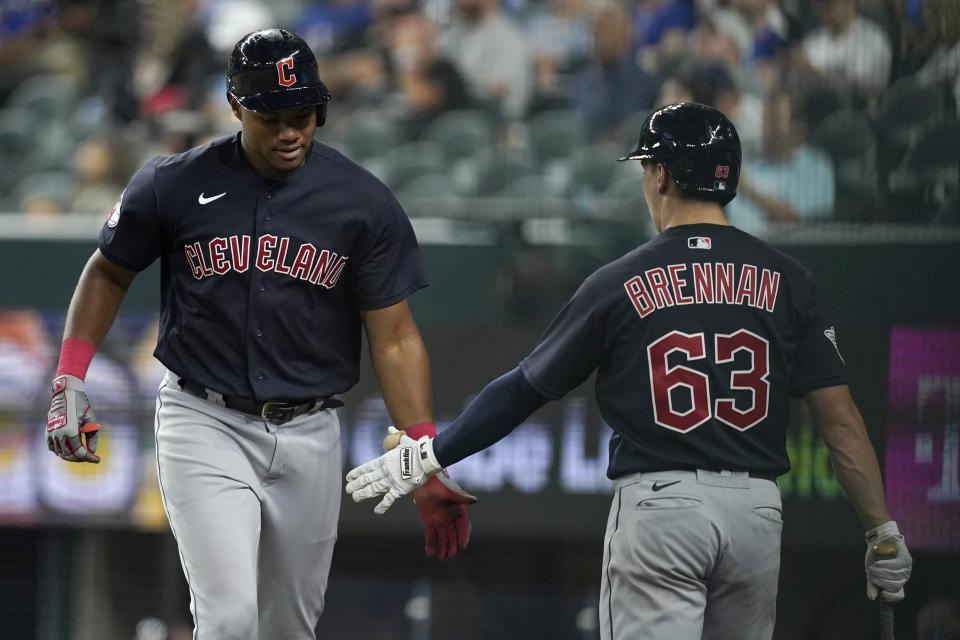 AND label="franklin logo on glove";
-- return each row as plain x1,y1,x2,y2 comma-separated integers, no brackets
401,447,413,480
